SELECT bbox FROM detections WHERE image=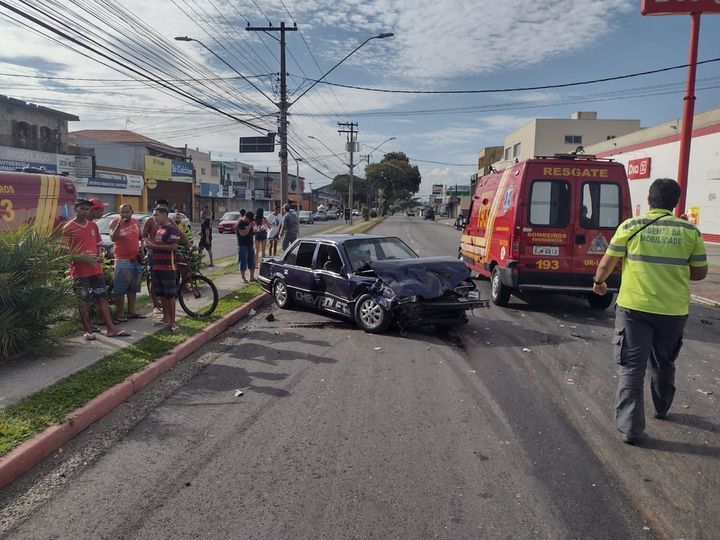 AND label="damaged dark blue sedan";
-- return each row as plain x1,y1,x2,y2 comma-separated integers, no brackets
257,234,488,333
